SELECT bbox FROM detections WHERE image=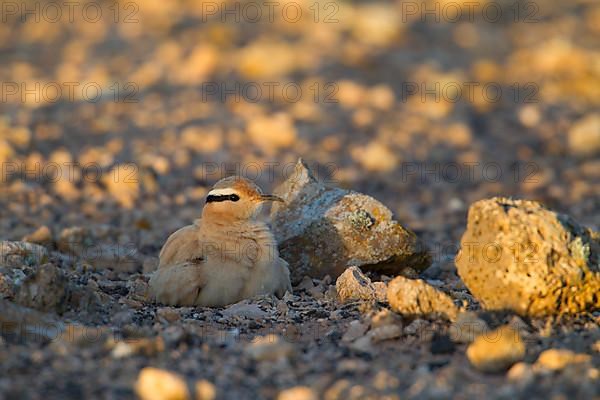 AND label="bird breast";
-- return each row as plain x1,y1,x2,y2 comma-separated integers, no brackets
200,222,278,269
